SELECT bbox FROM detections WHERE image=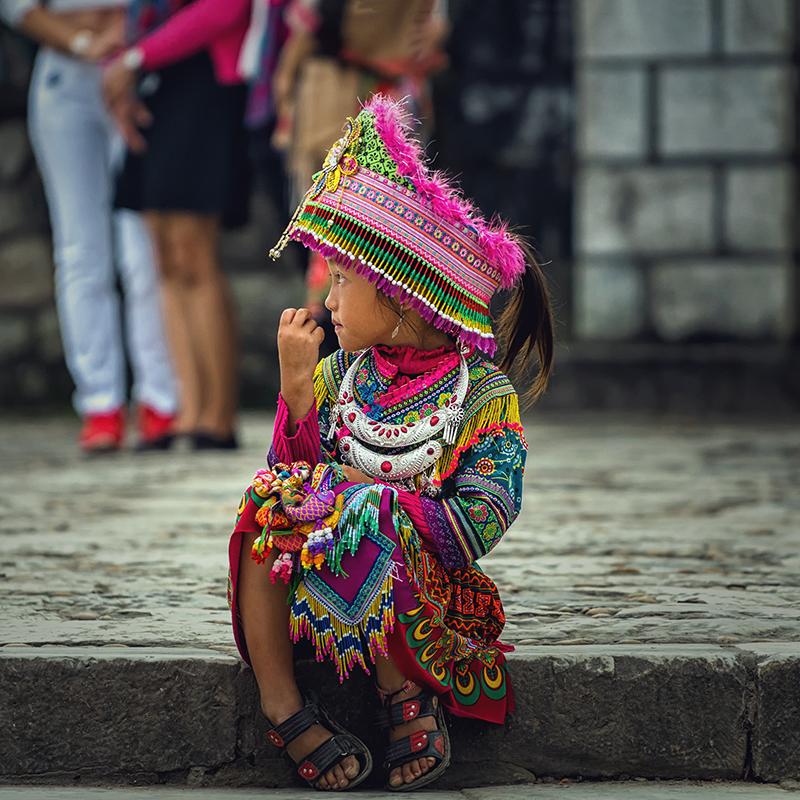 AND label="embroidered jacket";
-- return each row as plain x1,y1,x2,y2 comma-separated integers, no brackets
269,347,527,568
